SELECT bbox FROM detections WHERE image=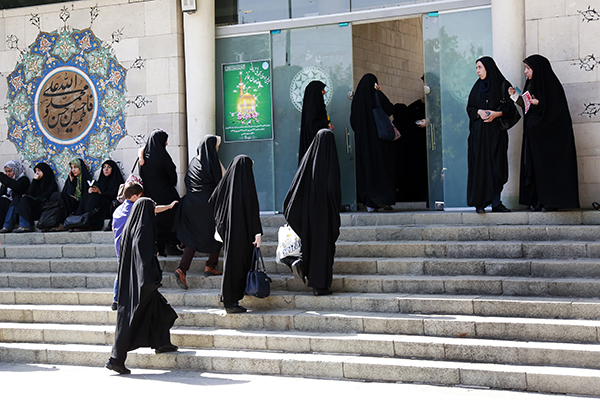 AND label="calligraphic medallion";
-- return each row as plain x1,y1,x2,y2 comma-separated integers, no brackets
35,66,98,144
289,66,333,112
5,26,127,178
